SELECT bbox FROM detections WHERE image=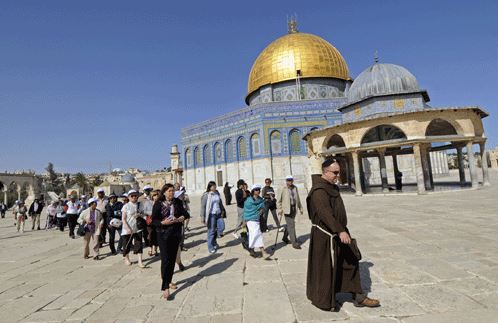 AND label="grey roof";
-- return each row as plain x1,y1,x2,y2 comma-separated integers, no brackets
347,63,420,103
